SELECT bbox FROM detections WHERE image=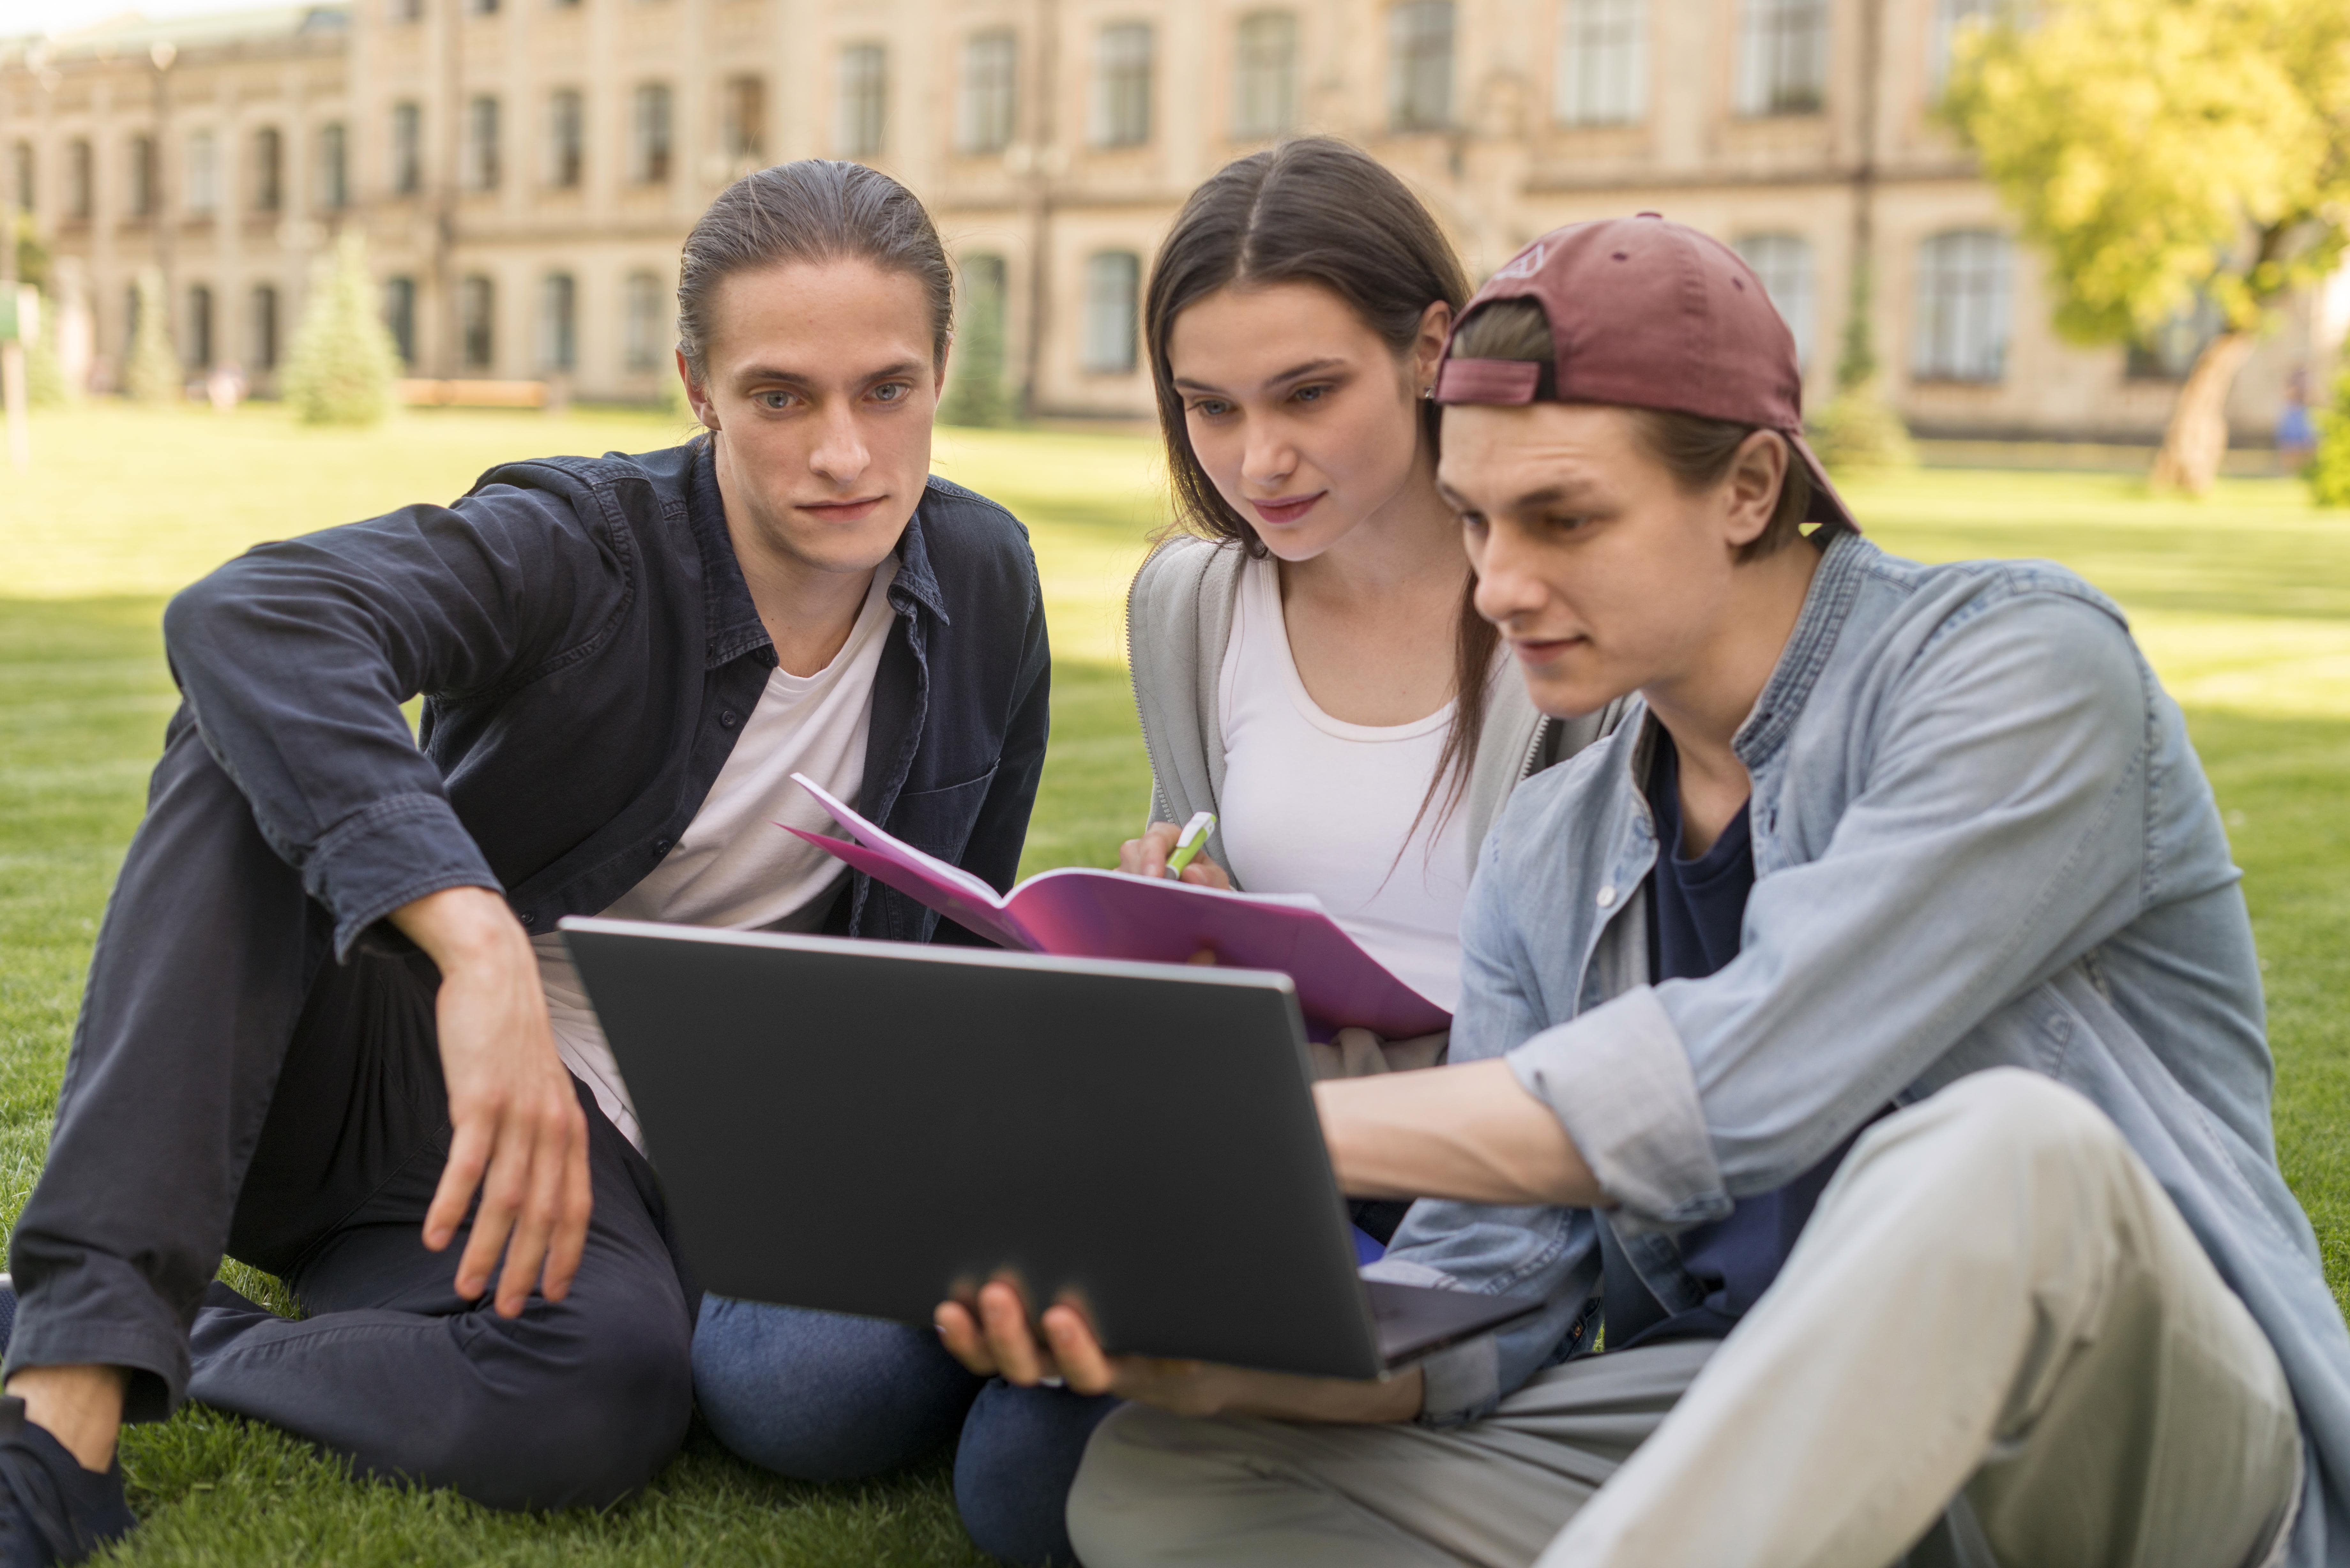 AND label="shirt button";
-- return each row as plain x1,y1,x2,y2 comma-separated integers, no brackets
654,838,673,855
518,910,536,926
718,710,739,729
1596,885,1617,908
